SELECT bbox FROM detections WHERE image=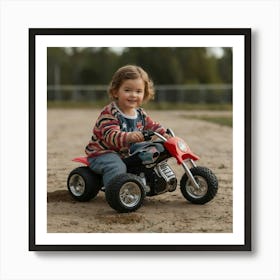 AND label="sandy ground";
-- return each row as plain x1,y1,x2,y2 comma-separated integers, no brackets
47,108,232,233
